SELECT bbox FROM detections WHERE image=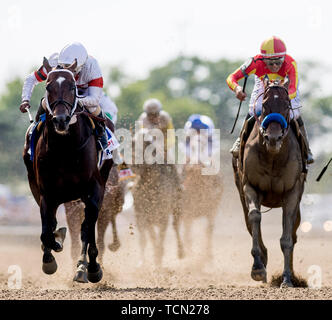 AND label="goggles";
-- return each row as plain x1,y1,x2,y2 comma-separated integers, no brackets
264,57,285,67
